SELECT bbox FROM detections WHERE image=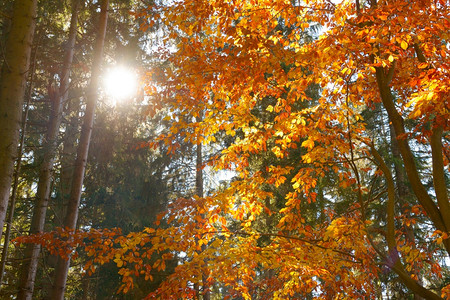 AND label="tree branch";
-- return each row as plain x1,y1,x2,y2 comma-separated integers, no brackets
369,144,396,251
374,66,449,255
430,127,450,231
